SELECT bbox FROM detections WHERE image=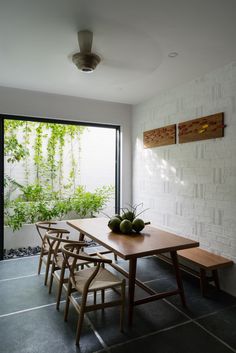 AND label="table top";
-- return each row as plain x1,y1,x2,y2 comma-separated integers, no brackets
67,218,199,260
